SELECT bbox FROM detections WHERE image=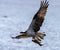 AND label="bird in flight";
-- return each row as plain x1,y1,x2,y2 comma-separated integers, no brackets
12,0,49,46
